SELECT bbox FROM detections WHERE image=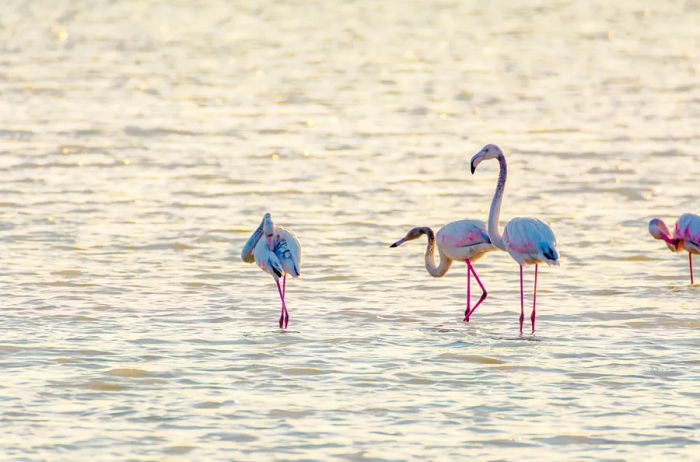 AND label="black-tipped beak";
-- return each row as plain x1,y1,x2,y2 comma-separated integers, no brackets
389,238,405,248
470,161,476,174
